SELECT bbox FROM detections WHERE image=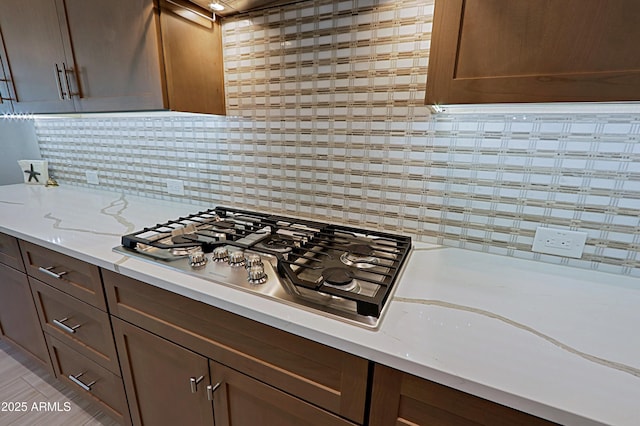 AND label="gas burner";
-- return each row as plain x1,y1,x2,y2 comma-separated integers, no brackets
257,235,294,253
171,235,196,245
340,244,379,269
171,245,202,257
322,267,360,293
